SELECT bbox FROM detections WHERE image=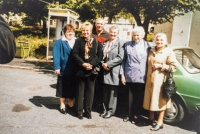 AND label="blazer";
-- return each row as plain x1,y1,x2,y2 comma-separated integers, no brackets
73,37,103,77
102,38,124,85
120,40,151,83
